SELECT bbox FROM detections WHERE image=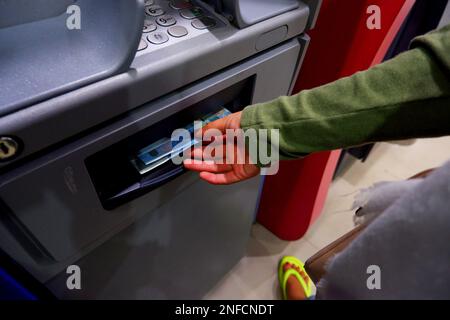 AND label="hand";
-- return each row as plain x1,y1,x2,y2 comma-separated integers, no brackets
183,111,260,185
